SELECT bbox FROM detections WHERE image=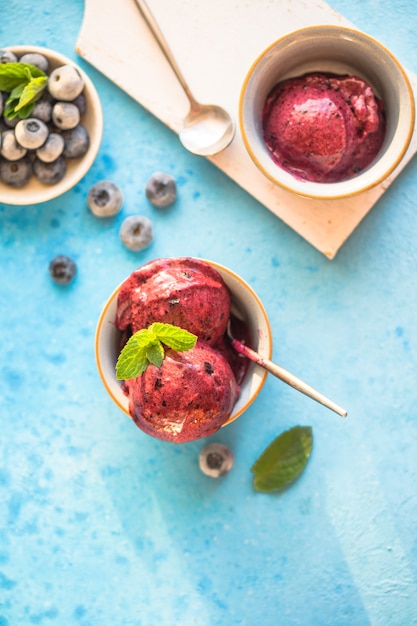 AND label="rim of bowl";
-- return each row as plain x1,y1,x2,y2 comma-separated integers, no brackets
95,259,272,427
0,45,103,205
239,25,416,200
